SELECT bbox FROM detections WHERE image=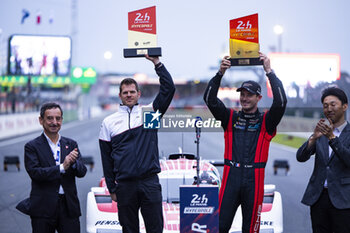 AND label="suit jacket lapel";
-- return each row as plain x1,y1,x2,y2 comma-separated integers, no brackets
39,134,56,166
329,151,335,164
60,137,69,163
328,122,350,164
